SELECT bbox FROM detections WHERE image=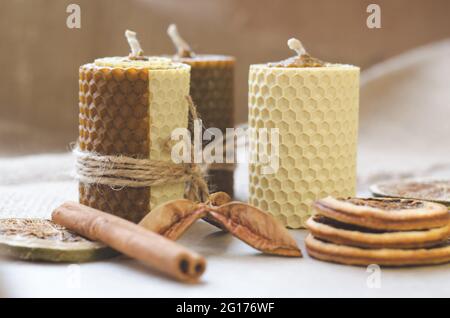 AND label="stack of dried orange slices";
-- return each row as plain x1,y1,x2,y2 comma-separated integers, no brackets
305,197,450,266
